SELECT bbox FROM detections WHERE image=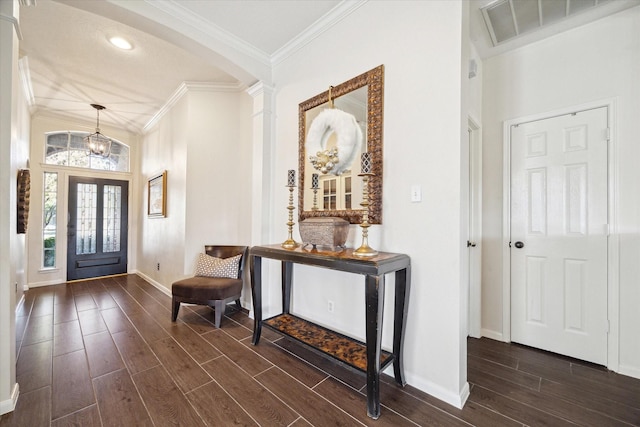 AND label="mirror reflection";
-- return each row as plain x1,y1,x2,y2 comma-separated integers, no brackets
303,86,367,212
298,65,384,224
